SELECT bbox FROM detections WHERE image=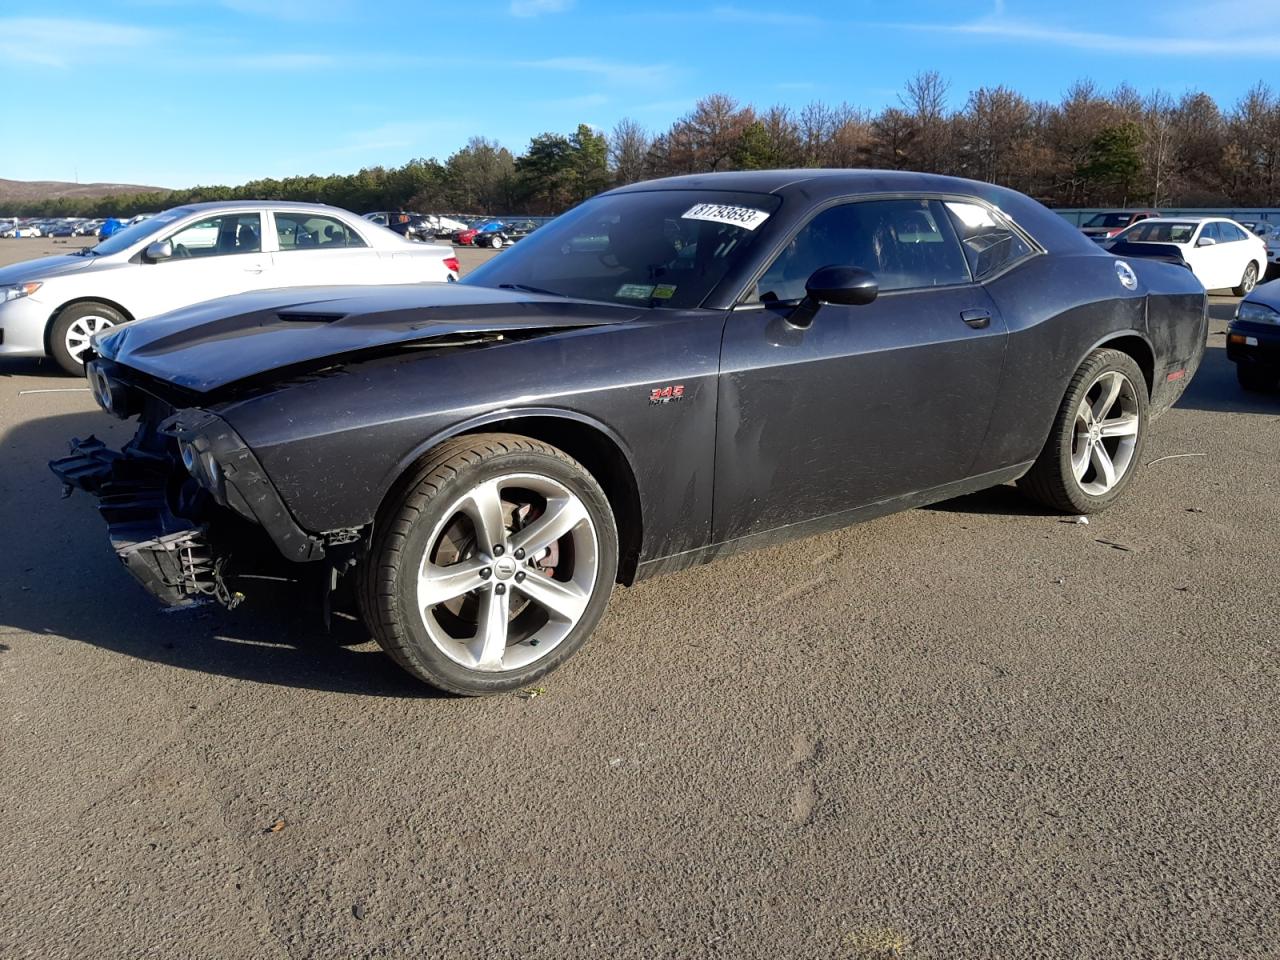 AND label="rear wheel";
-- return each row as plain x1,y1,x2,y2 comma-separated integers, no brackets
1017,349,1149,514
49,301,125,376
1236,363,1278,392
1234,262,1260,296
359,434,618,695
490,235,504,249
